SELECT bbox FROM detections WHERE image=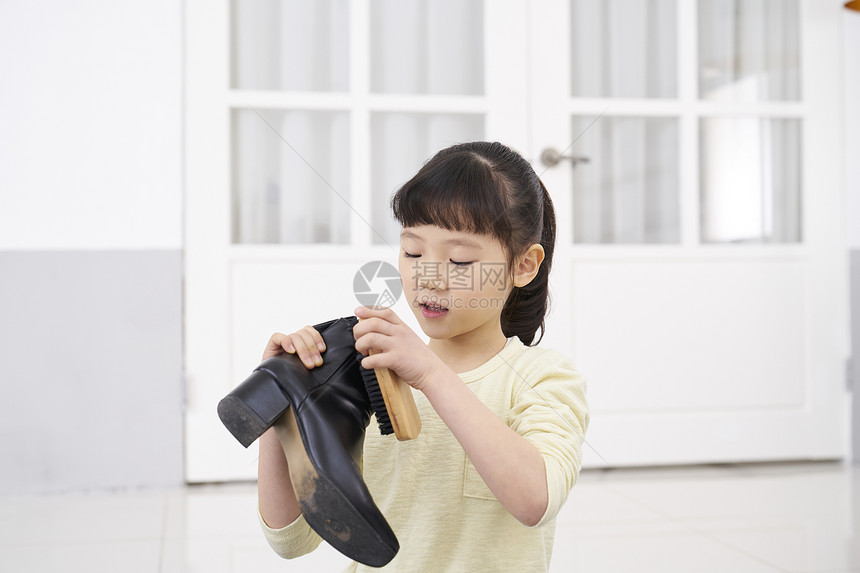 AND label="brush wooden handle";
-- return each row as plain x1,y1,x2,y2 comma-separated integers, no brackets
369,355,422,441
